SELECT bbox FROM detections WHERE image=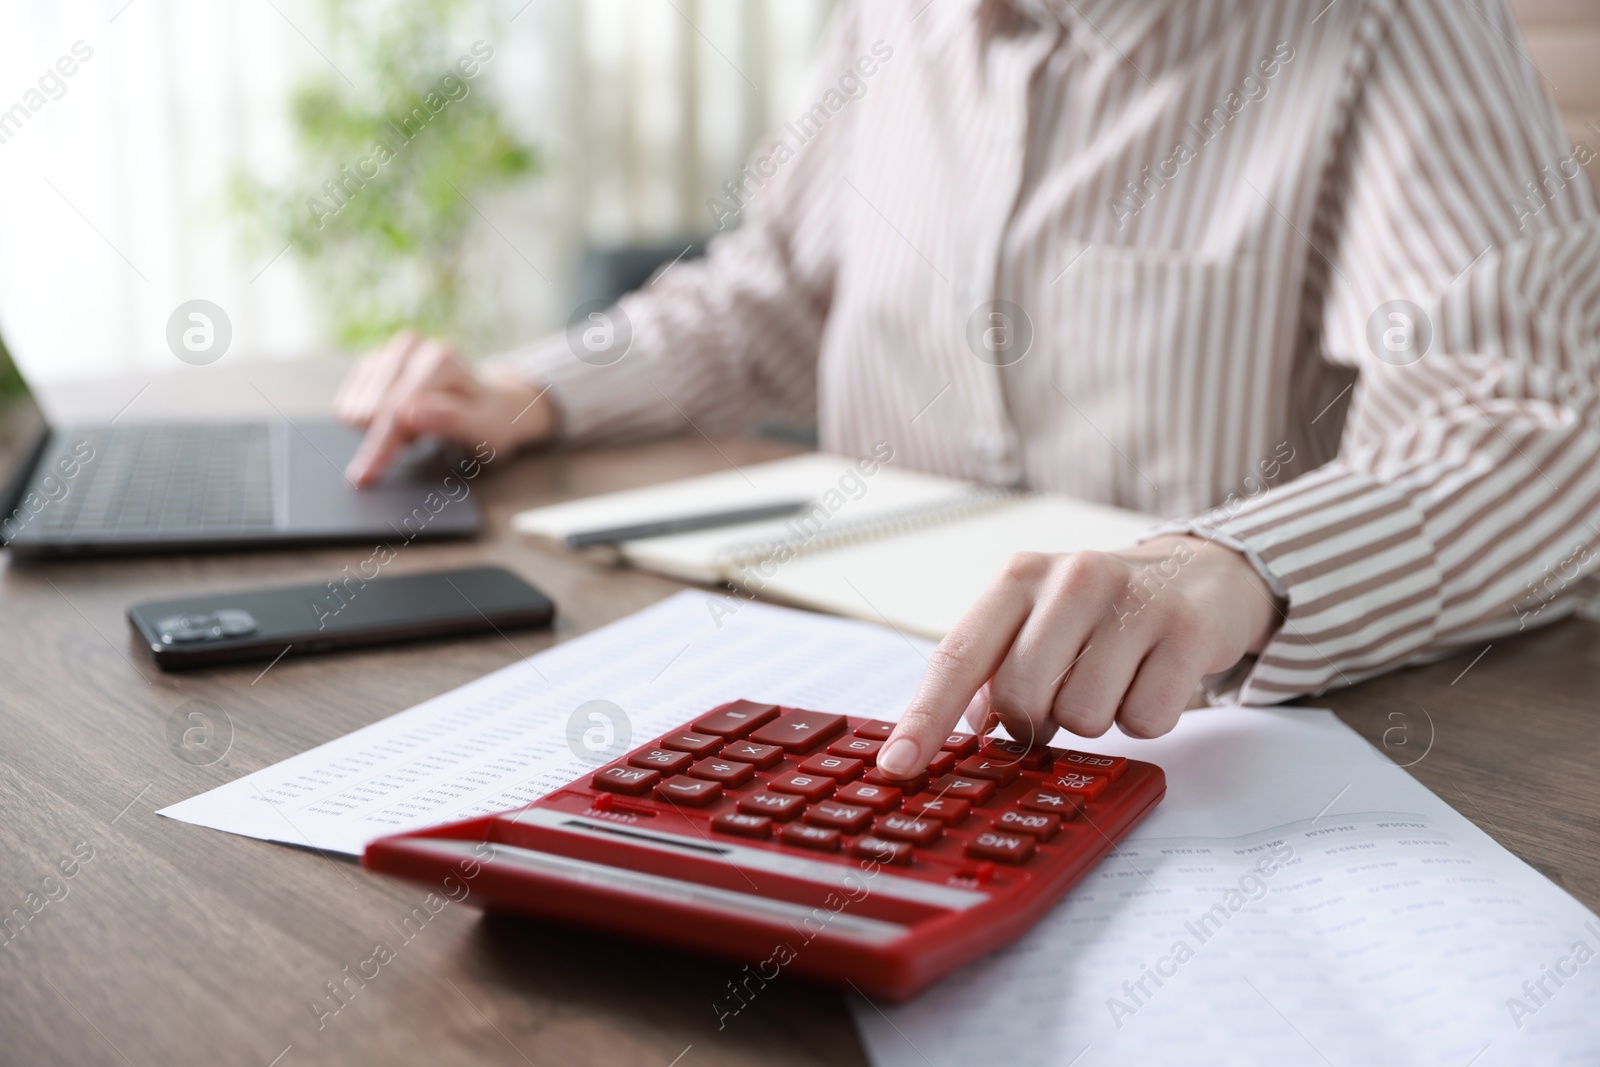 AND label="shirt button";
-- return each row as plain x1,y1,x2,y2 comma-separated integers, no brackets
969,429,1011,462
968,429,1020,483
